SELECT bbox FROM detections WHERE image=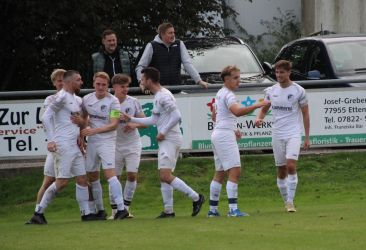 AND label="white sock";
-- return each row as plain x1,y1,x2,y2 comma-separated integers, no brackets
108,184,115,209
226,181,238,210
287,173,298,203
170,177,199,201
91,179,104,211
160,182,174,213
209,180,222,212
108,176,125,211
37,182,57,214
35,204,41,213
277,177,288,203
88,201,97,214
76,184,91,216
124,180,137,207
